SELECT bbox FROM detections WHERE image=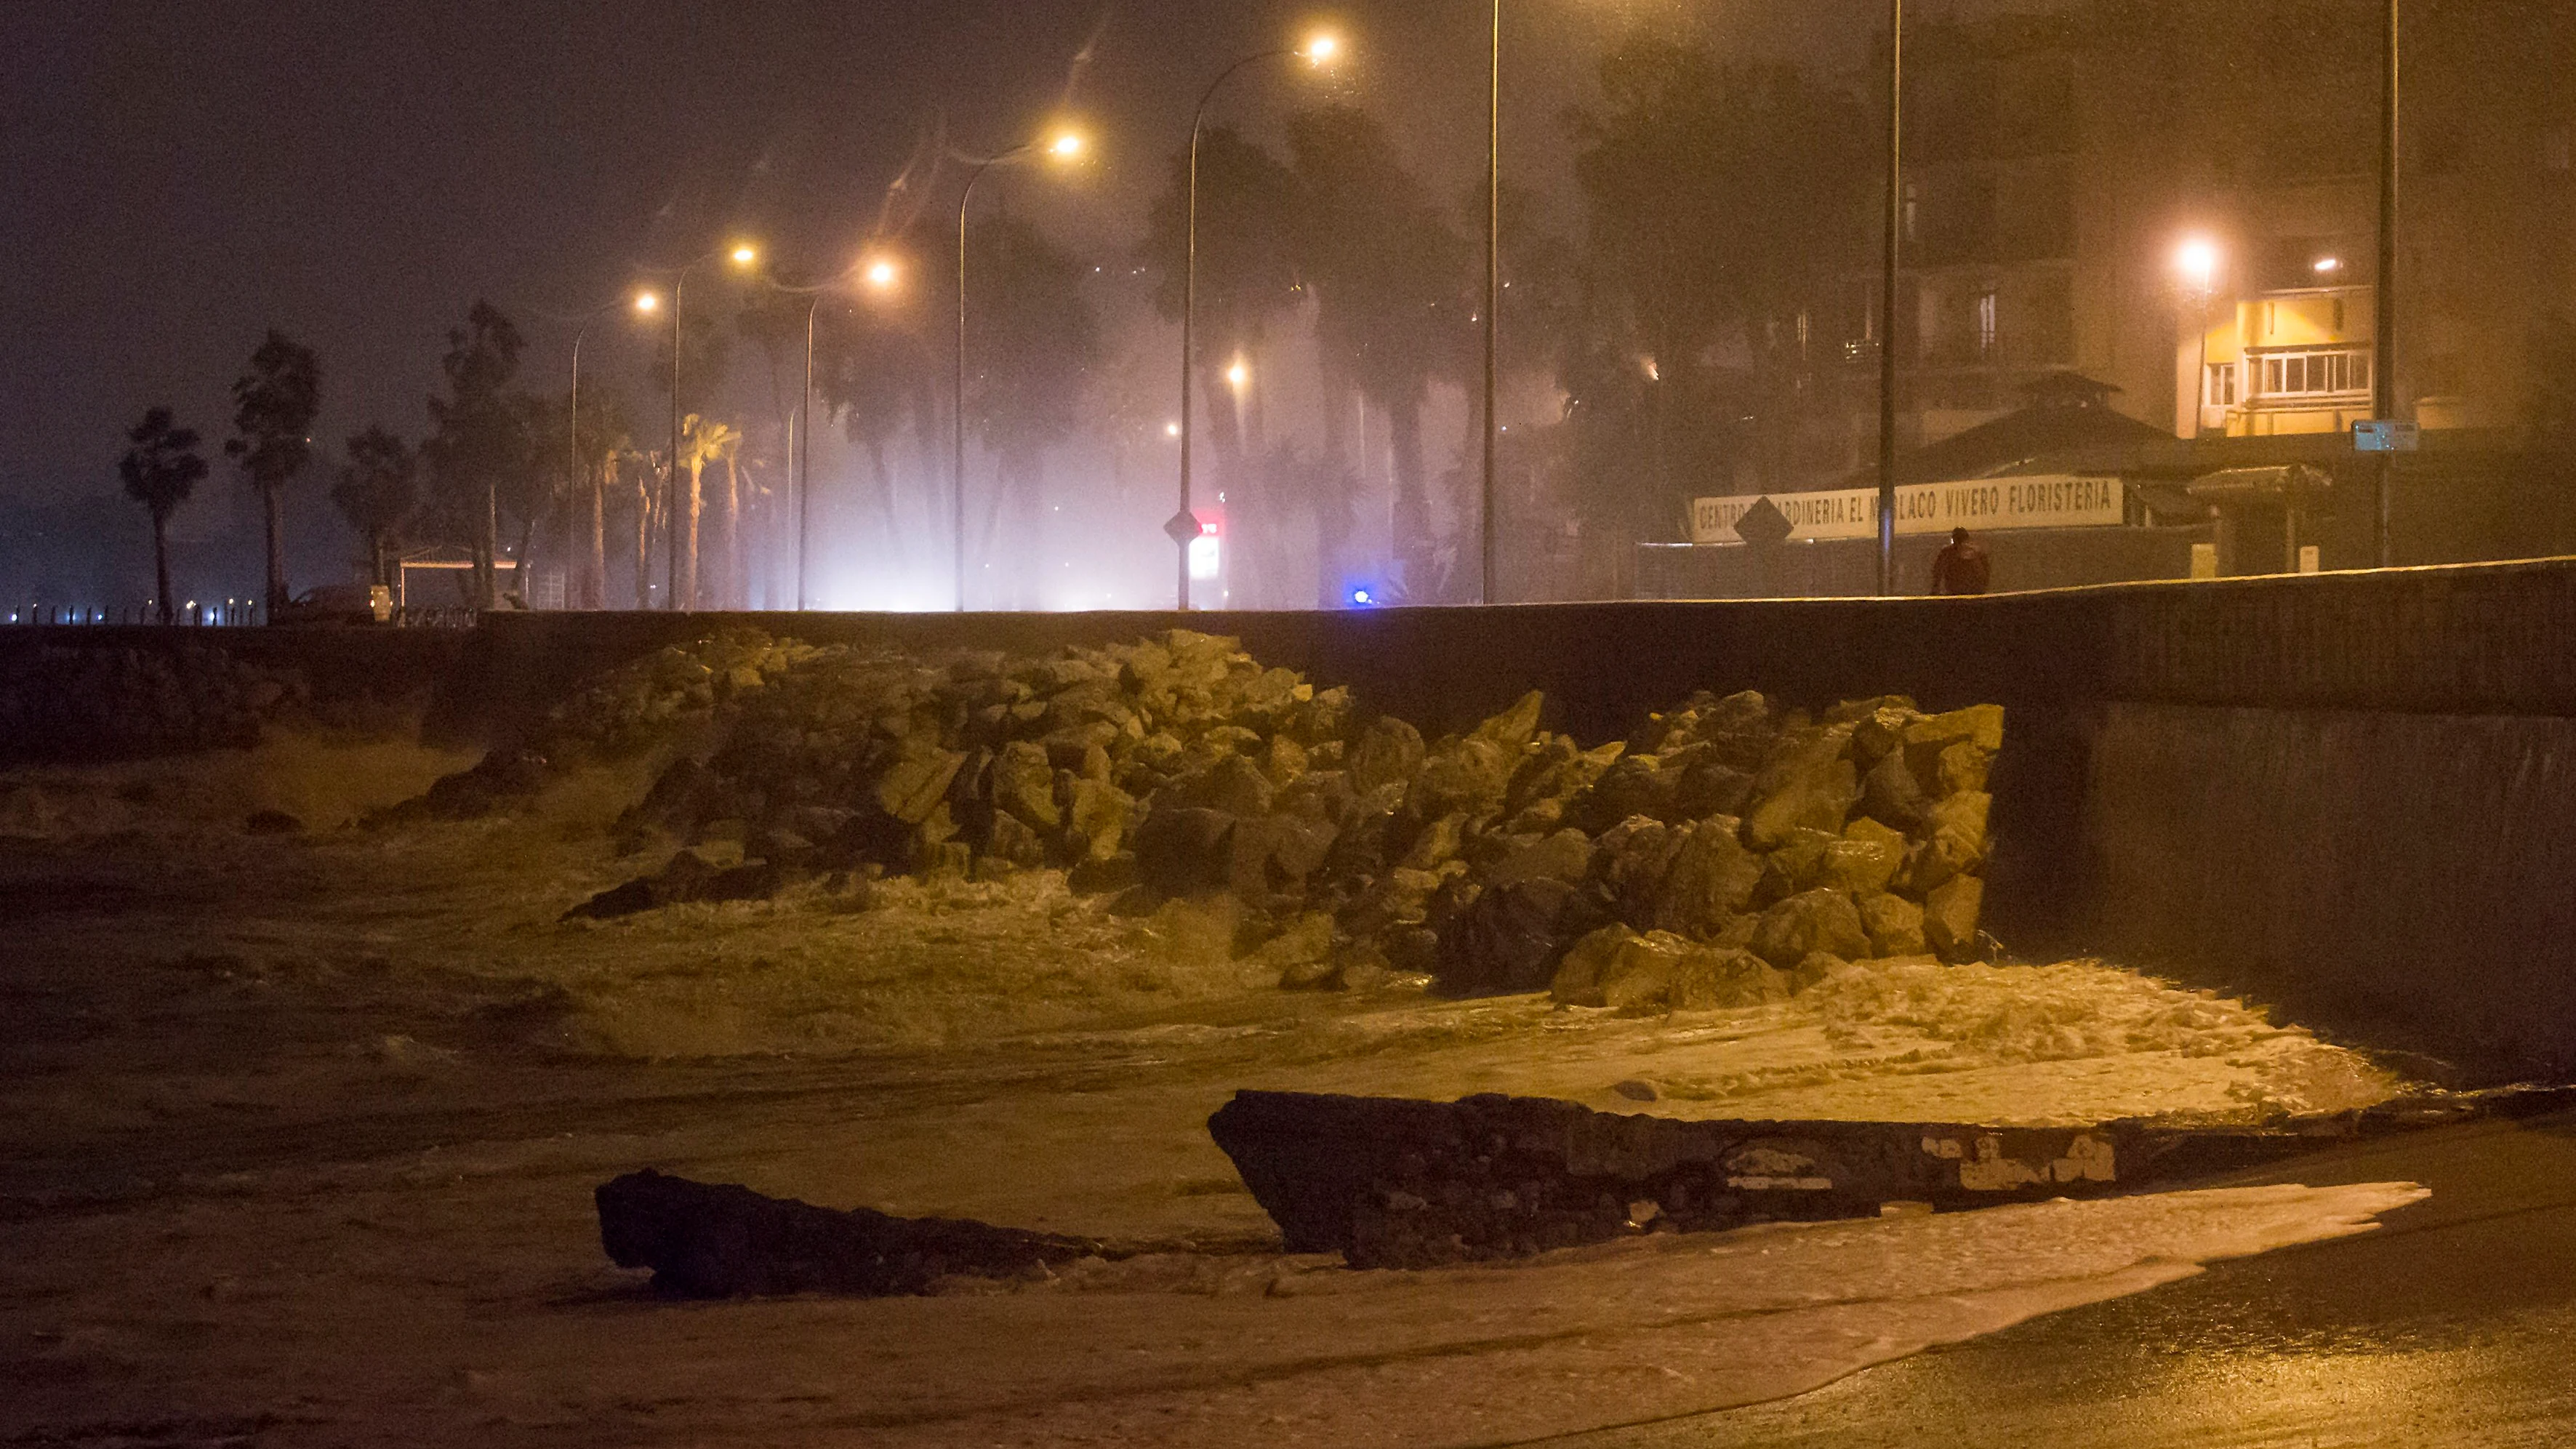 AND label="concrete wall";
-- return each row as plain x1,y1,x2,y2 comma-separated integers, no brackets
18,555,2576,1079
